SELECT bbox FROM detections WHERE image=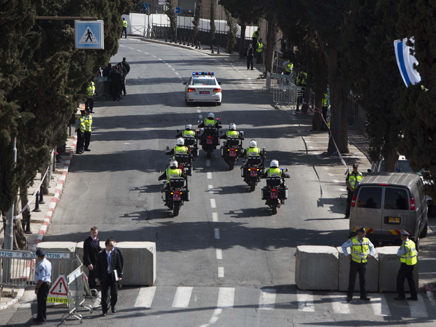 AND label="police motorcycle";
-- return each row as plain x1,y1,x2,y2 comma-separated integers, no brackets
261,160,289,215
220,123,244,170
240,140,266,192
198,113,222,158
166,138,194,176
176,124,200,159
159,160,190,217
